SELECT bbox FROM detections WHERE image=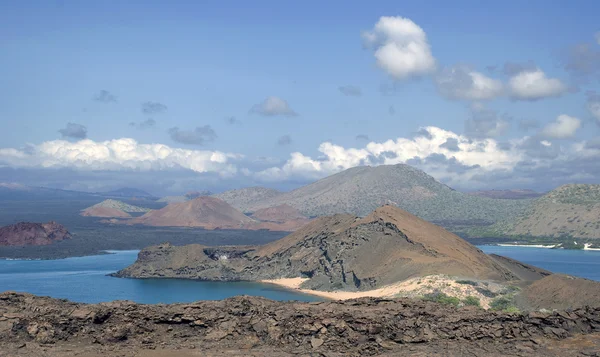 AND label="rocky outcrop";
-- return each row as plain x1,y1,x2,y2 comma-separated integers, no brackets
114,206,521,291
1,292,599,356
0,221,71,246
